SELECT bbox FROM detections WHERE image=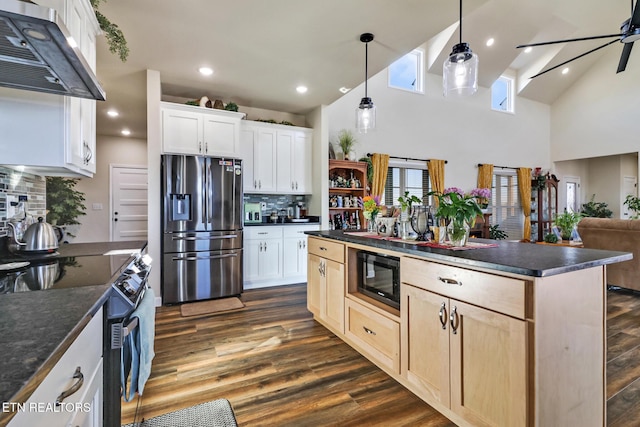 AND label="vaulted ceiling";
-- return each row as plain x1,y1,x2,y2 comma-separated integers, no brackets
94,0,634,138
